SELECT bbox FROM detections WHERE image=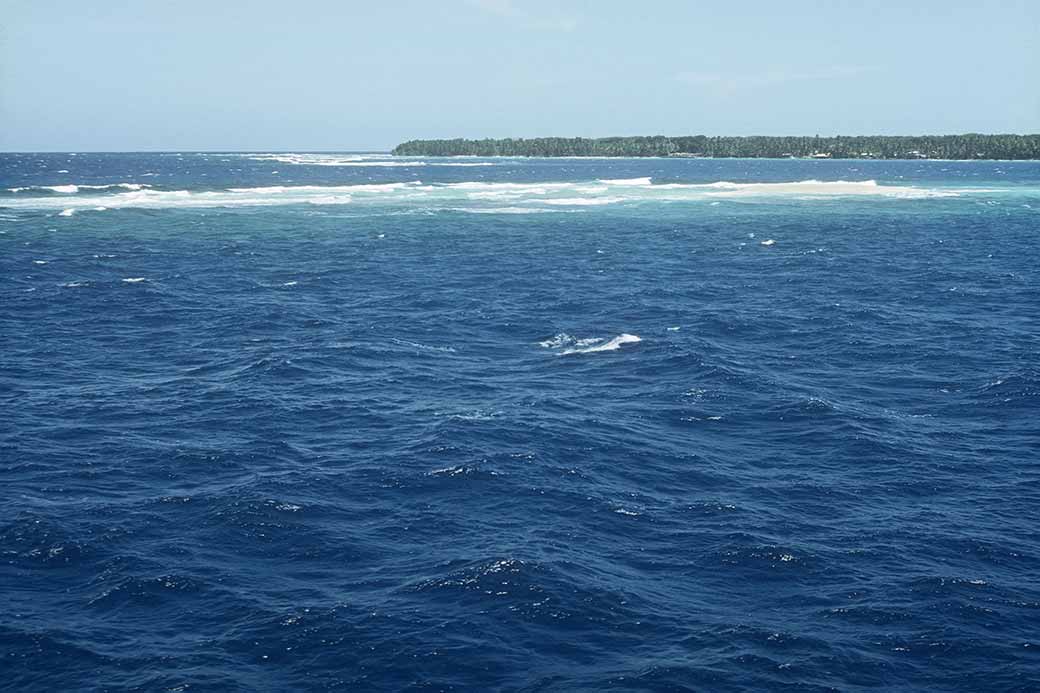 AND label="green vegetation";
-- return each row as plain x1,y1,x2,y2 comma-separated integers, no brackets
392,134,1040,159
